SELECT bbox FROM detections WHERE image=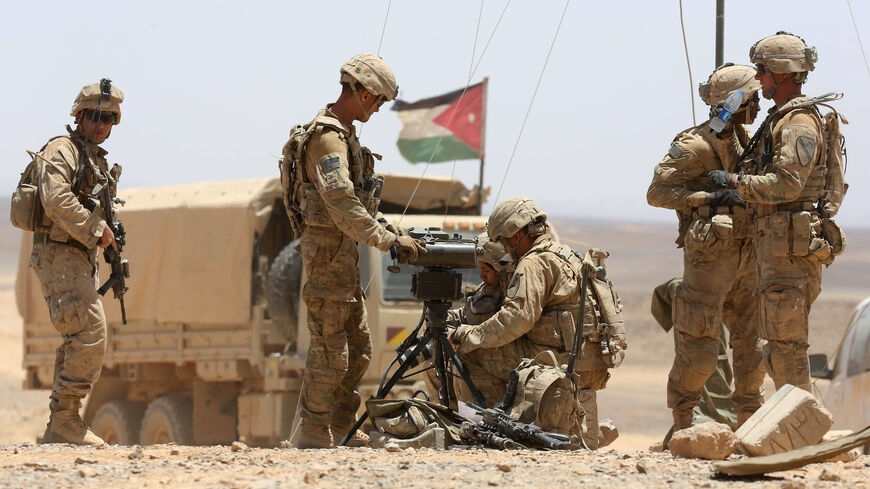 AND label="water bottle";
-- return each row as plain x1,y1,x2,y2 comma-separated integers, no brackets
710,89,744,133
